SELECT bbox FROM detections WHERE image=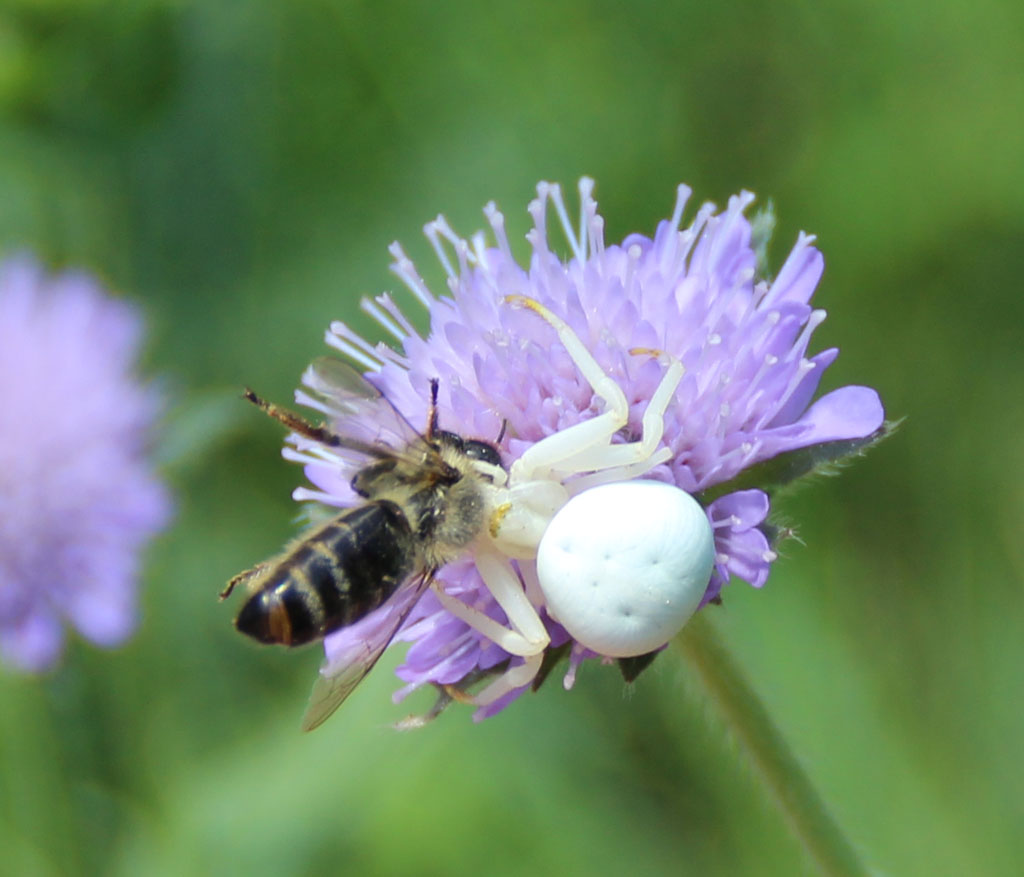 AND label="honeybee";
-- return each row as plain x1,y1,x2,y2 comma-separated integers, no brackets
222,357,504,730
